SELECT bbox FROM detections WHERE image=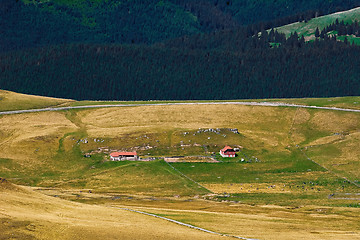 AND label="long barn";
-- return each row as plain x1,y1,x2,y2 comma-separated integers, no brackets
110,152,138,161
